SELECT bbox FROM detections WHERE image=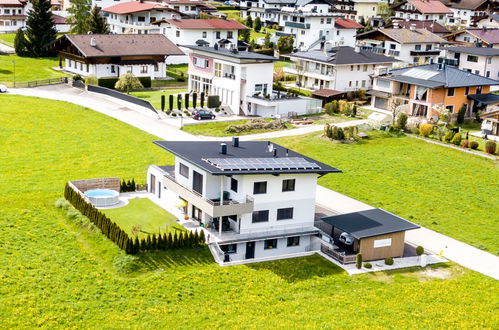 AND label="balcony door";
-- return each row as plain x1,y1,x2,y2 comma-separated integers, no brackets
150,174,156,194
192,171,203,195
246,242,255,259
